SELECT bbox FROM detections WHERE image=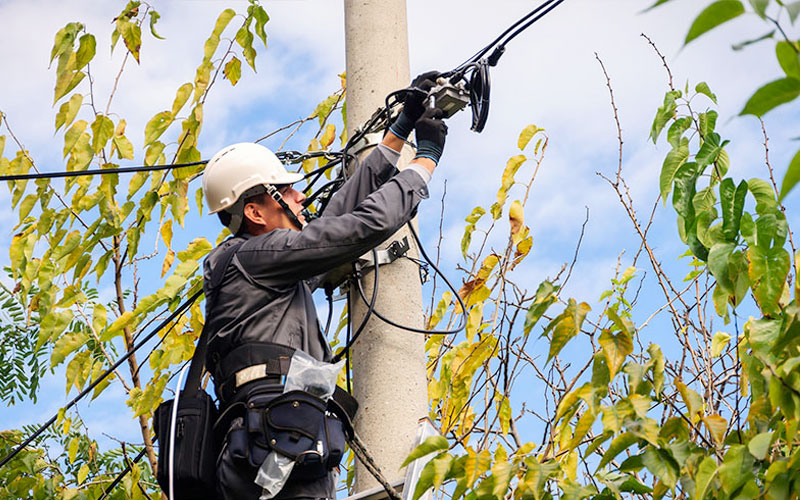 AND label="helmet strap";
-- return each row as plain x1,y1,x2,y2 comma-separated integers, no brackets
265,184,305,230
